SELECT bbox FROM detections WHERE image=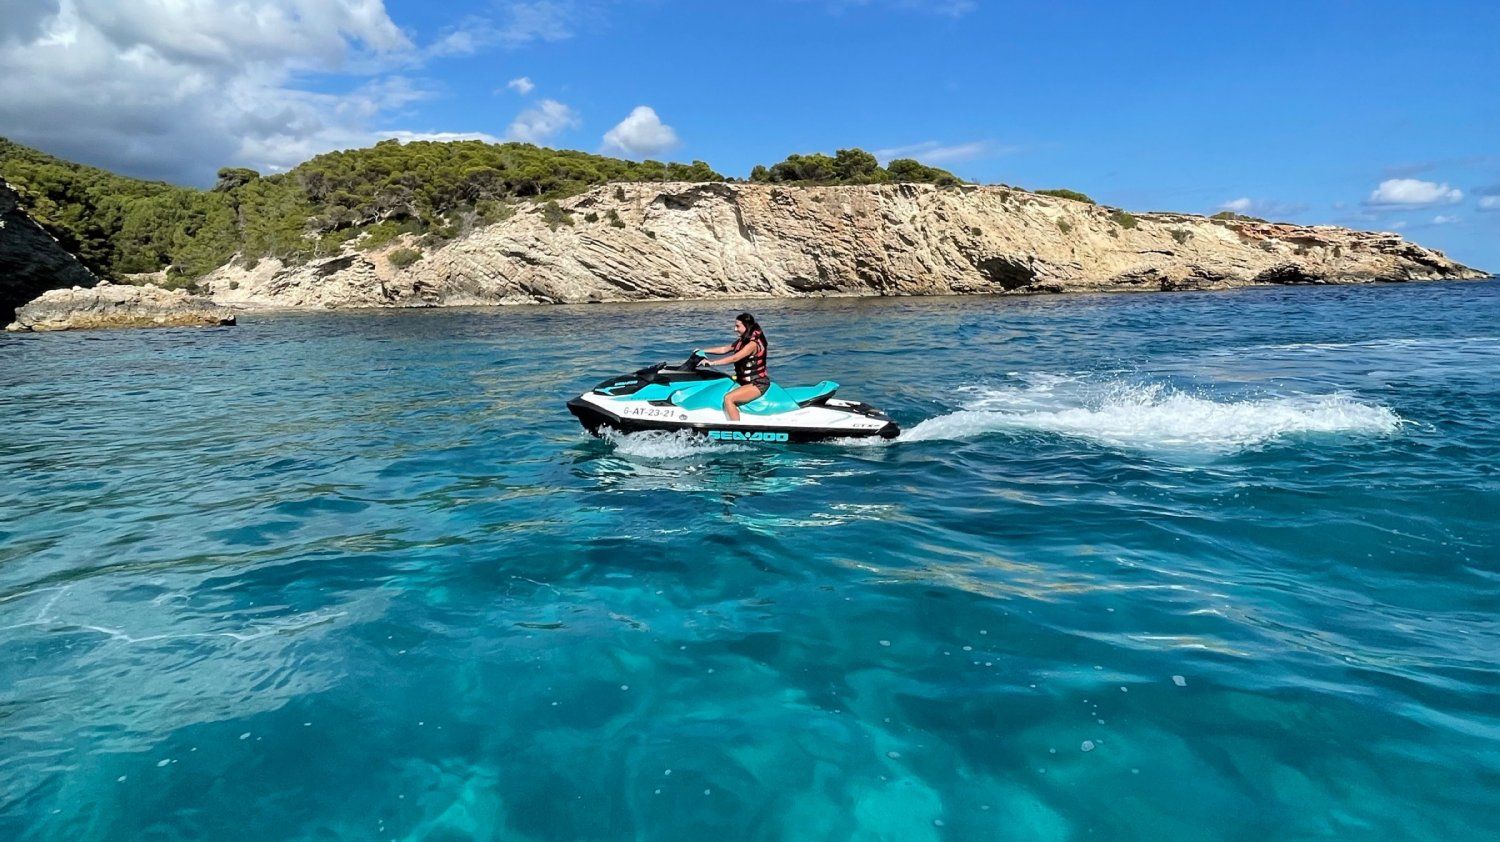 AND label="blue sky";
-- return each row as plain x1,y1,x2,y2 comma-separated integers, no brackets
2,0,1495,268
